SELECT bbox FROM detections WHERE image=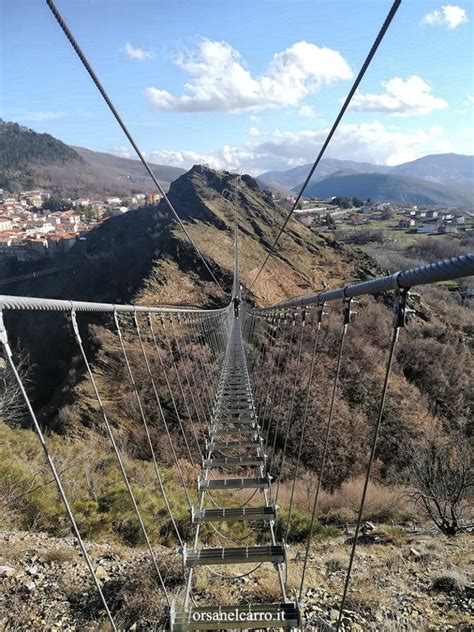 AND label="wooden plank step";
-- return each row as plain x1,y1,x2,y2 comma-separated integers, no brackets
170,602,301,631
183,544,286,567
191,505,276,524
